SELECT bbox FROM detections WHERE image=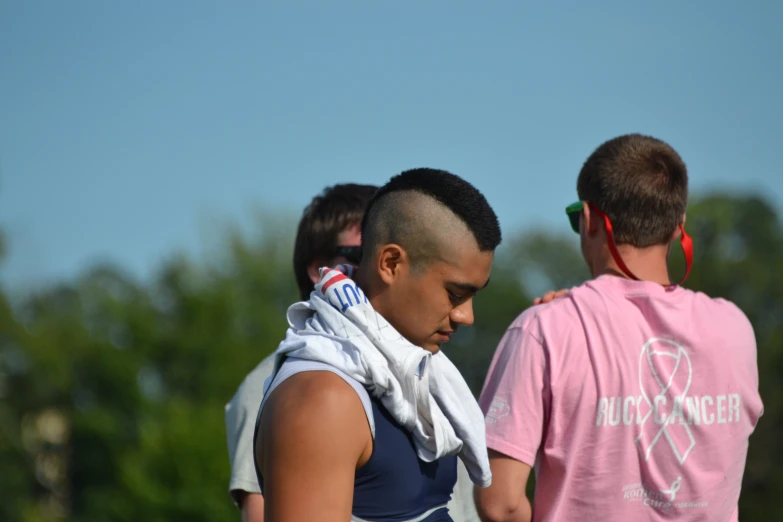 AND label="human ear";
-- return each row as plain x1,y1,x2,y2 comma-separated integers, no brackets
307,260,324,284
670,213,687,242
376,244,408,285
582,203,600,238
